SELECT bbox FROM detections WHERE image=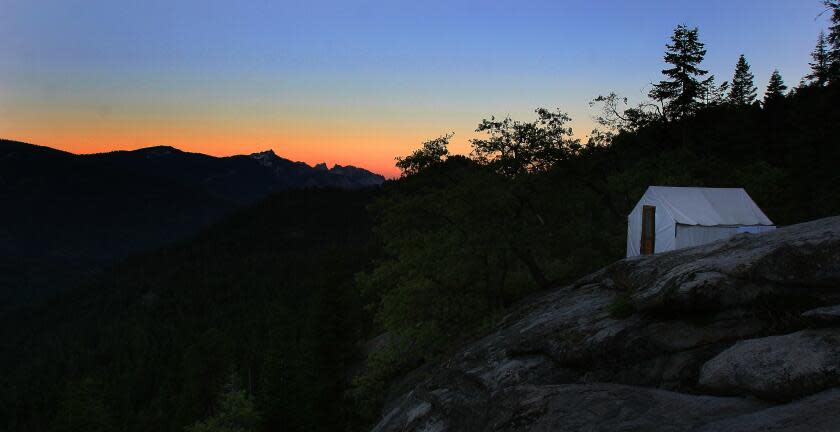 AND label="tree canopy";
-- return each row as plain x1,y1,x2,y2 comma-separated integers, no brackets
470,108,581,177
395,133,451,176
728,54,758,105
826,1,840,81
185,373,261,432
764,70,788,105
807,31,831,86
649,25,709,119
